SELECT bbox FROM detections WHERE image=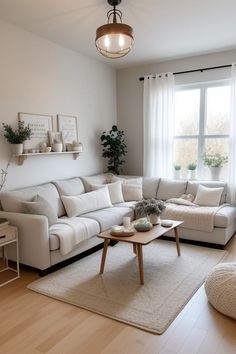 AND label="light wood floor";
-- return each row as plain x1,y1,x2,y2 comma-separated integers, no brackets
1,237,236,354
